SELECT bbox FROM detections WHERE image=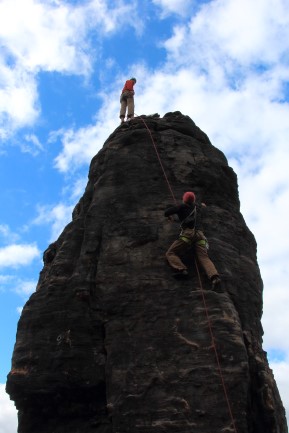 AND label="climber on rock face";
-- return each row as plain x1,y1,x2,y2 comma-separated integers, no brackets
119,77,136,123
164,191,221,290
